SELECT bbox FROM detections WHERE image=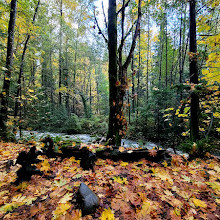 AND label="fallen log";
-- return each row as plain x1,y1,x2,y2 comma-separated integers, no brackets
61,145,172,170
